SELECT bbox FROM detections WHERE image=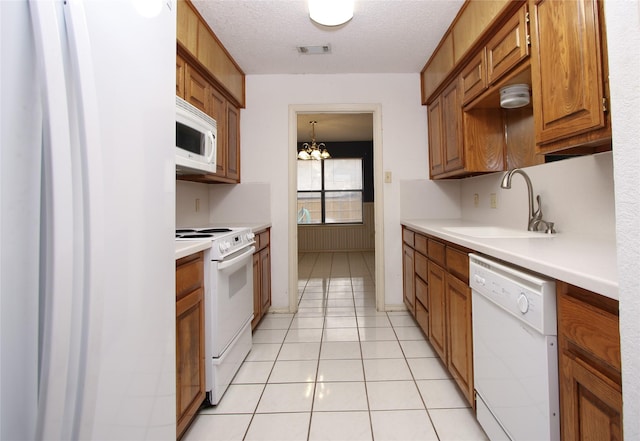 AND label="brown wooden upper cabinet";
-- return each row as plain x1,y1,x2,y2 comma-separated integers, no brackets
209,88,240,182
529,0,611,153
428,76,505,179
176,0,245,184
422,0,611,179
177,0,244,107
